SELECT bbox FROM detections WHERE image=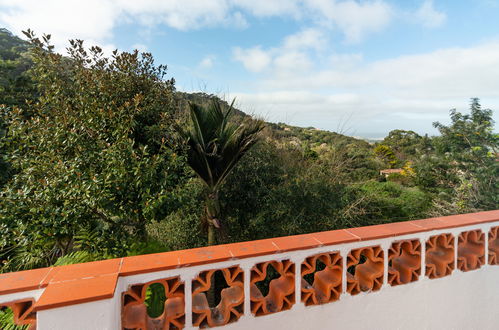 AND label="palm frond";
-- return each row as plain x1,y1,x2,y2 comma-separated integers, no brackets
53,251,96,266
179,99,264,191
